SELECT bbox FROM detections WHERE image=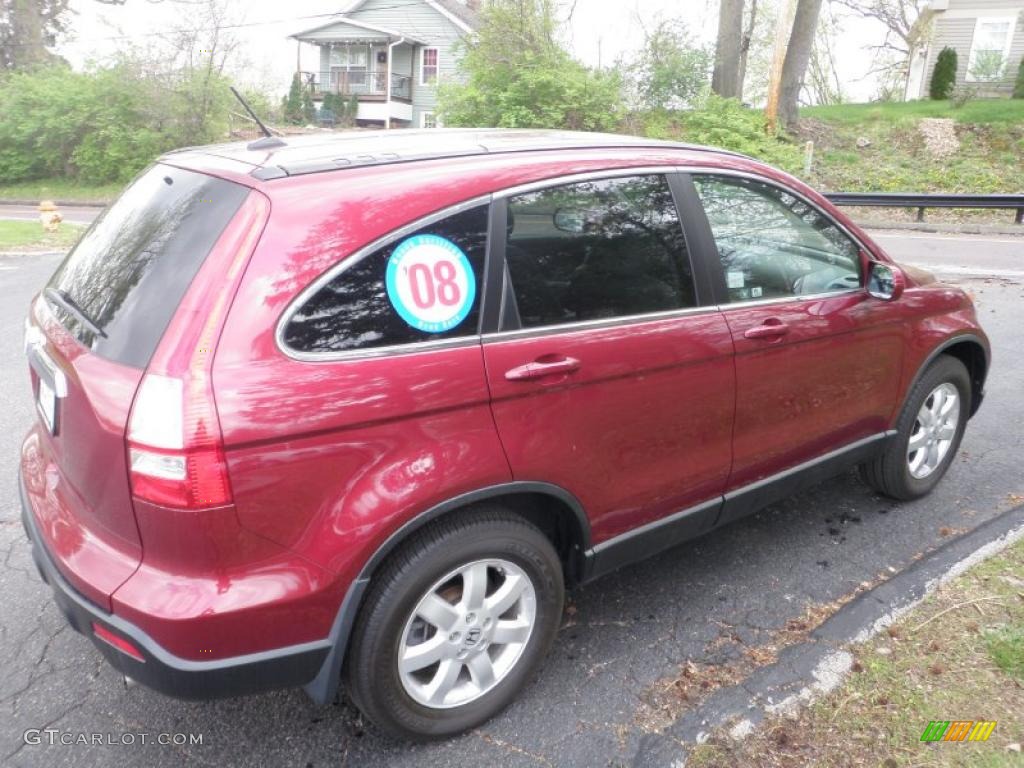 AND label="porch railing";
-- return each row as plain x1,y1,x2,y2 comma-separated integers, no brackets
302,70,411,101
